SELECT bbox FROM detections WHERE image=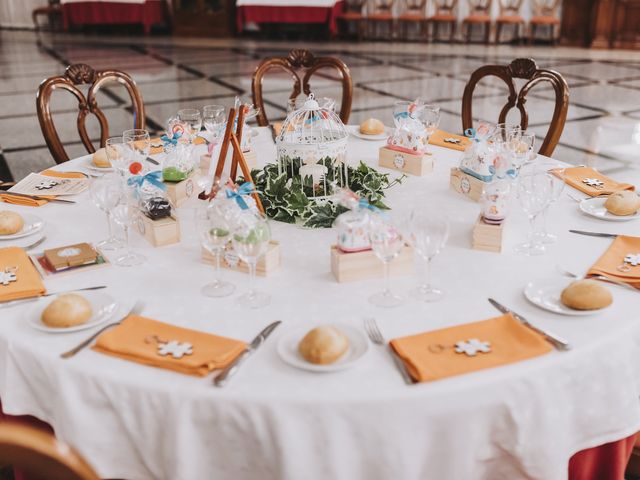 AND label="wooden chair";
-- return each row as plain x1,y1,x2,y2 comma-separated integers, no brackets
495,0,524,43
36,63,145,165
398,0,429,41
32,0,62,31
0,421,100,480
366,0,397,39
336,0,367,40
529,0,561,44
428,0,458,42
251,49,353,127
462,0,492,43
461,58,569,156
